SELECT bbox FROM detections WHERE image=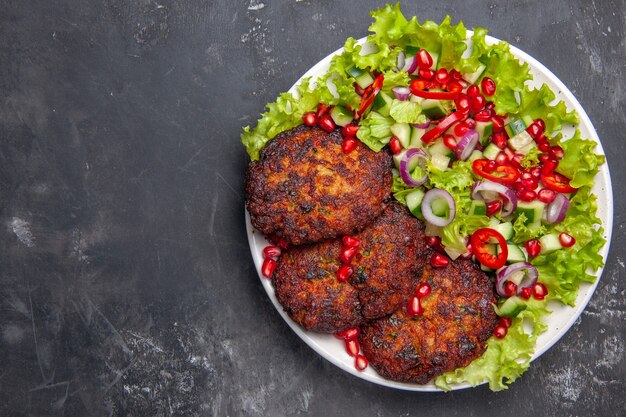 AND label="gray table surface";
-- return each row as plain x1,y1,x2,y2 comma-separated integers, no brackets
1,1,624,416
